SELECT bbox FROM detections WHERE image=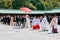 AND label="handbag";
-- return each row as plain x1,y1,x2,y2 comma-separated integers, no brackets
52,26,58,33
